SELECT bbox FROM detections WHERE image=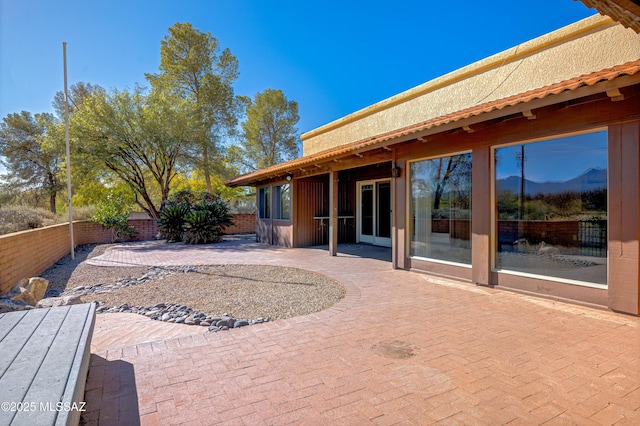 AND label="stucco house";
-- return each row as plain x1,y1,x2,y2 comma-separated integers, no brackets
226,9,640,316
